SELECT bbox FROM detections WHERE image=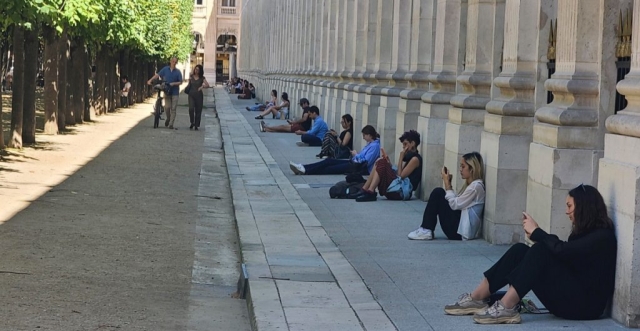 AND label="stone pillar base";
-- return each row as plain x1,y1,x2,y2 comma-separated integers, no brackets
377,95,399,158
598,133,640,327
396,97,422,157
